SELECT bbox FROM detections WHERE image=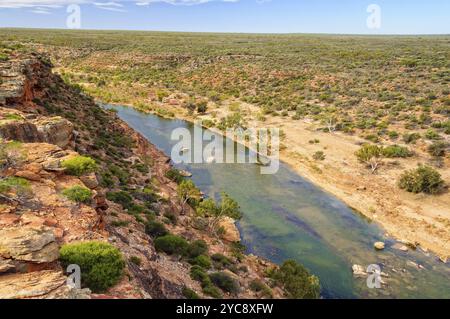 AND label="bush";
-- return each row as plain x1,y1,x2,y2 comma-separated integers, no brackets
202,284,222,299
312,151,325,161
209,272,239,294
427,141,447,157
355,144,383,173
190,265,209,283
190,255,212,269
211,253,233,269
0,177,31,195
424,129,442,140
382,145,413,158
249,279,273,298
145,220,168,238
399,165,445,194
185,240,208,258
59,241,125,292
61,156,97,176
129,256,142,266
272,260,320,299
182,287,200,299
403,133,421,144
165,168,184,184
154,234,189,255
62,185,92,203
106,191,133,209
